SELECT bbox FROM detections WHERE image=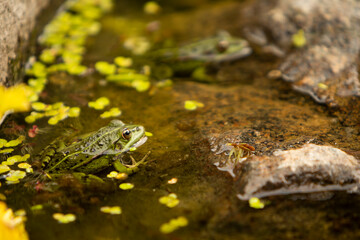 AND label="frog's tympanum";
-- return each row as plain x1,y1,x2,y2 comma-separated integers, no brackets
37,120,148,178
